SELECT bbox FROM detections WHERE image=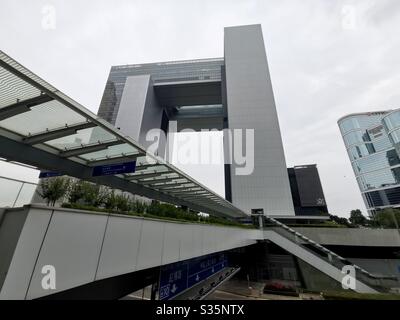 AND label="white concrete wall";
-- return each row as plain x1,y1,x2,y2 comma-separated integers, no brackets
293,227,400,247
0,205,258,300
